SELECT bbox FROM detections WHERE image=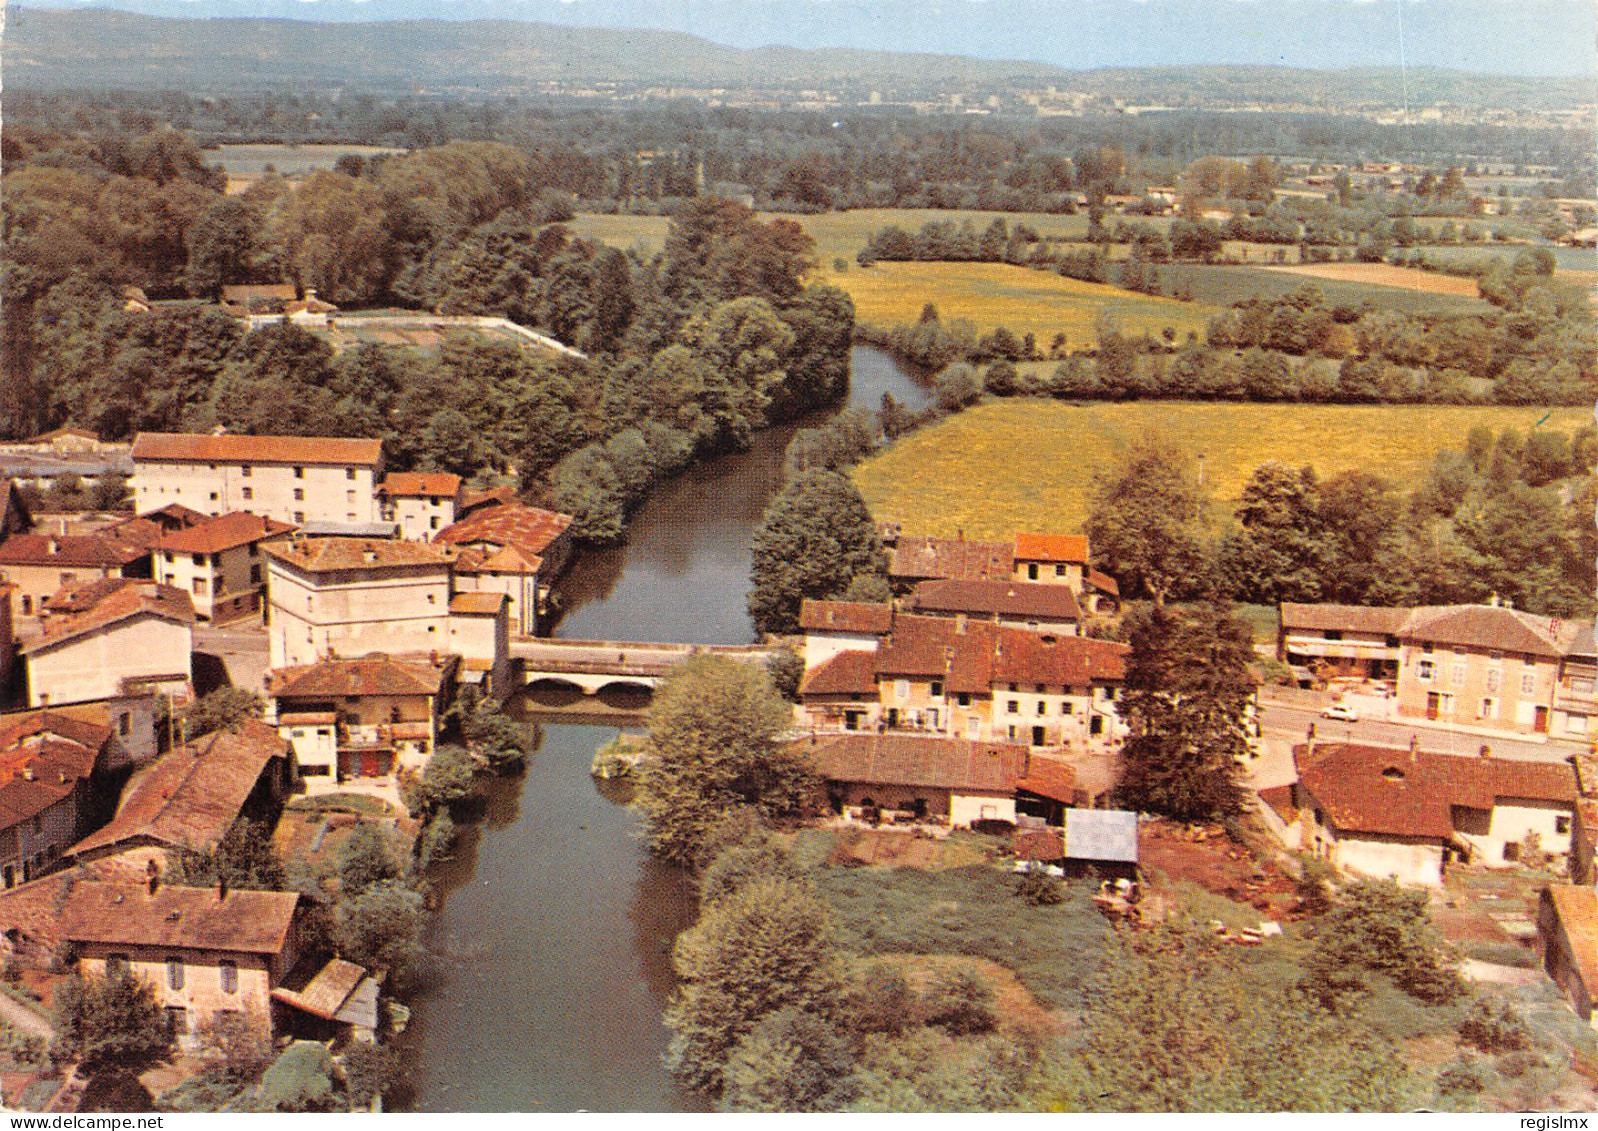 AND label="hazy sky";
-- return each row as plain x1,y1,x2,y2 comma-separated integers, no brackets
37,0,1598,75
